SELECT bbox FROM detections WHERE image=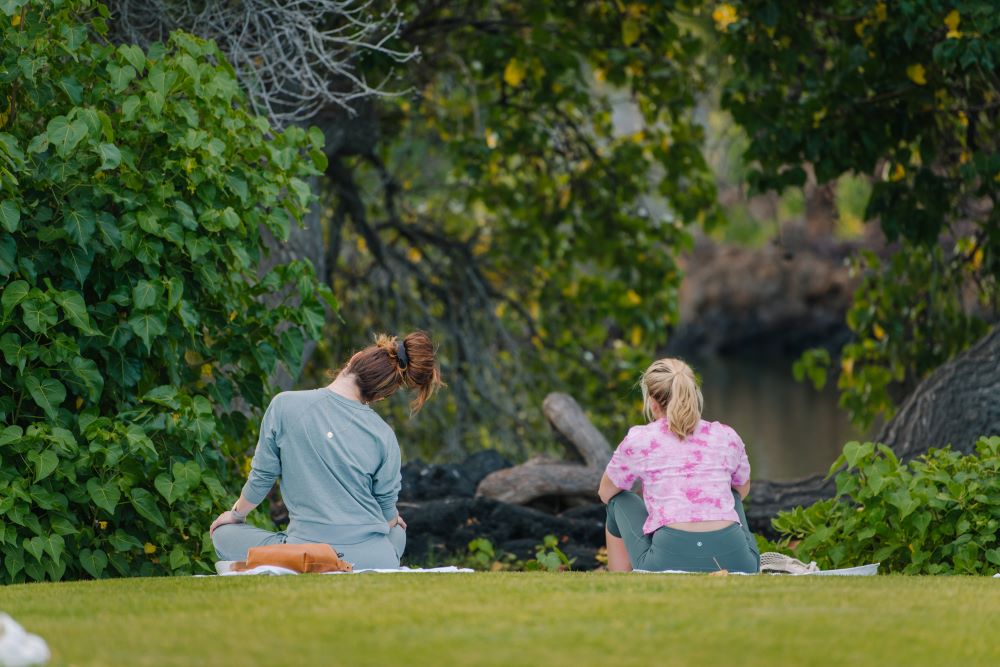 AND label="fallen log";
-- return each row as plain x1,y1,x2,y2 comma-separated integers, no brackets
476,393,611,504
